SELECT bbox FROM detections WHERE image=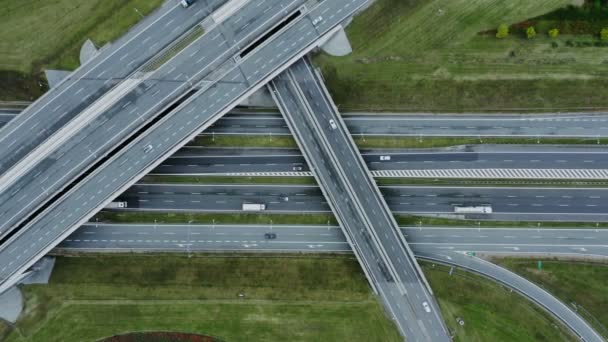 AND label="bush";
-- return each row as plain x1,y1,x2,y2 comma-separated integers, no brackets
601,28,608,41
548,28,560,38
526,26,537,39
496,24,509,39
